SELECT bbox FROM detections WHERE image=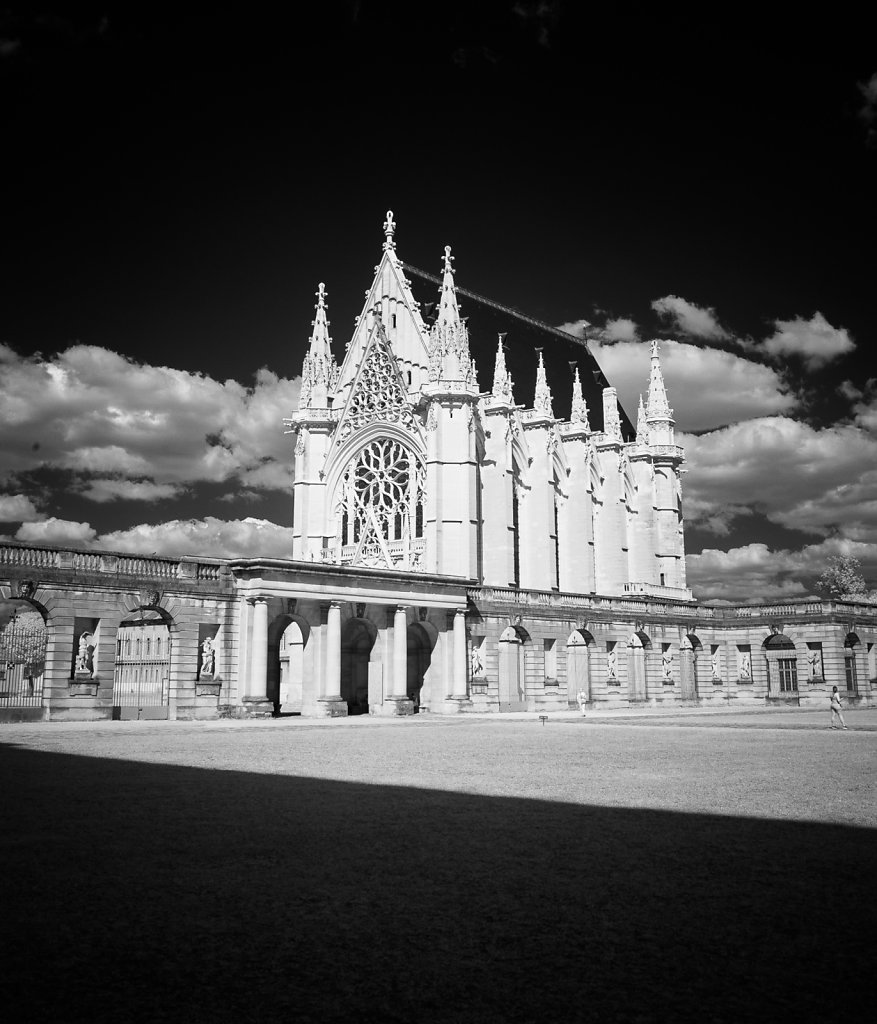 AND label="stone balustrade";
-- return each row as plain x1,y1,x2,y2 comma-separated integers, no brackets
0,542,226,583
